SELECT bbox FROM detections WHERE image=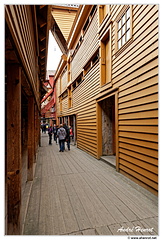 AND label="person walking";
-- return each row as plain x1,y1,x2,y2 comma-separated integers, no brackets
48,125,53,145
69,126,74,142
63,123,70,151
57,124,66,152
56,125,59,144
53,124,57,144
43,123,46,133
